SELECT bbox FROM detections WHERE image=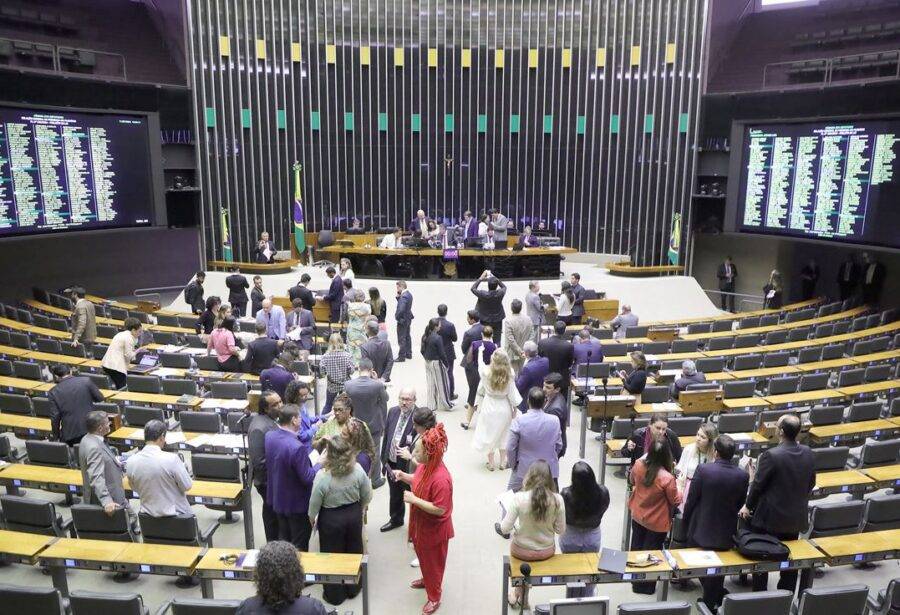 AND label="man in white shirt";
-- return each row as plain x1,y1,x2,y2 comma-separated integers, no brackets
125,419,193,517
380,228,403,249
609,304,639,340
